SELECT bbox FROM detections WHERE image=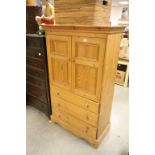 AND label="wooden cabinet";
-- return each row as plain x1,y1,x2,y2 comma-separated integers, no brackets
43,25,124,147
26,34,51,118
